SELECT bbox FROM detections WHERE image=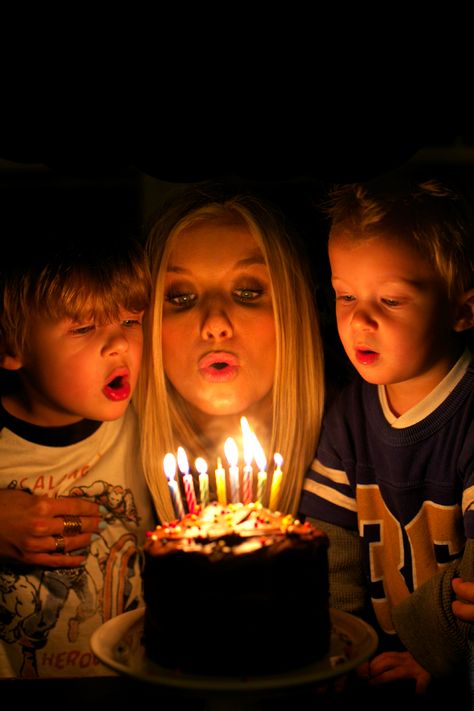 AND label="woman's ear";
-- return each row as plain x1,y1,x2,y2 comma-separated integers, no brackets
453,288,474,332
0,352,23,371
